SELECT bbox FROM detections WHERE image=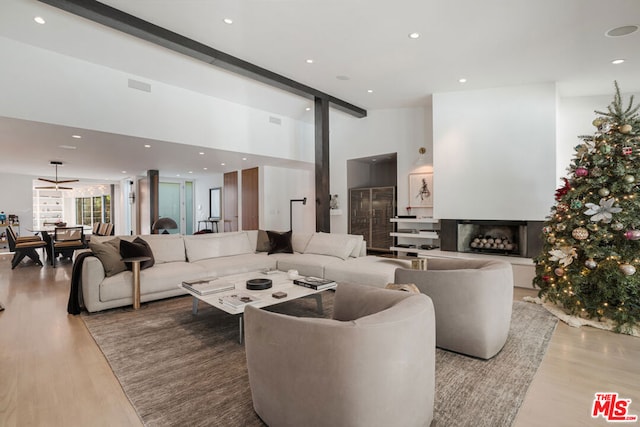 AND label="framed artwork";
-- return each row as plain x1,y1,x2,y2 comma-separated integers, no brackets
409,173,433,207
209,187,222,220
